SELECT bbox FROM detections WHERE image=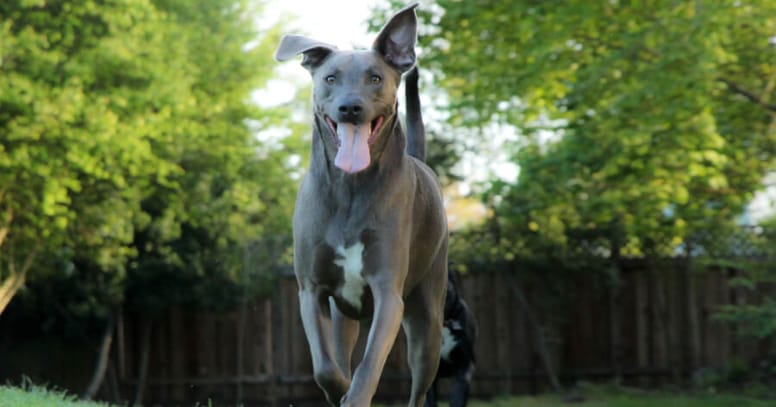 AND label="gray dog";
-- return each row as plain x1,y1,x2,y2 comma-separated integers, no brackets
275,4,448,407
